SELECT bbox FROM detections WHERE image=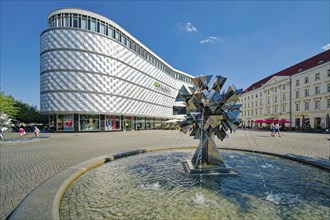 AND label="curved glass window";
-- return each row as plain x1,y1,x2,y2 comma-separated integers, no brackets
90,19,97,32
105,115,121,131
64,14,70,27
100,22,105,35
81,16,88,29
57,114,74,131
80,115,100,131
72,15,78,28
